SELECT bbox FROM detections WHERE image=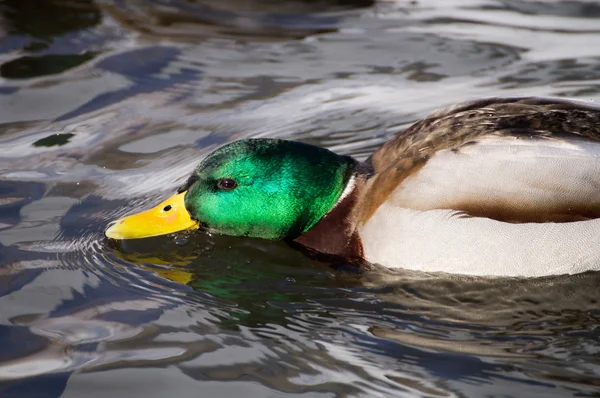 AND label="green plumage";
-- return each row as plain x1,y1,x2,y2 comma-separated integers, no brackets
183,139,356,239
